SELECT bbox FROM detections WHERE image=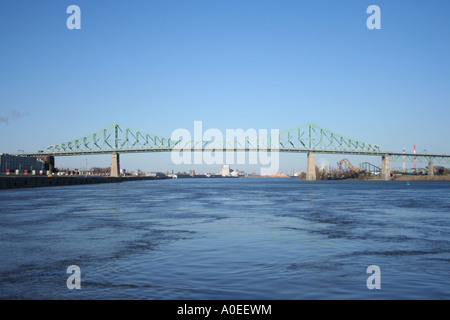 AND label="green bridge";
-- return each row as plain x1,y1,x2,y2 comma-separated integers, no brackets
19,122,450,181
